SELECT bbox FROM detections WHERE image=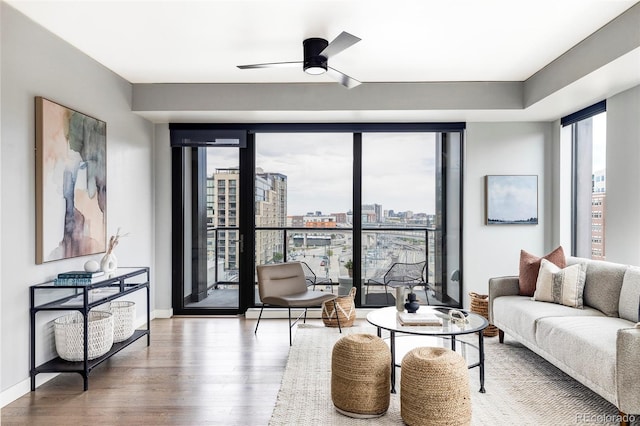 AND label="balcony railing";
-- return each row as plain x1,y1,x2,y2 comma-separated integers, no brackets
204,225,458,308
